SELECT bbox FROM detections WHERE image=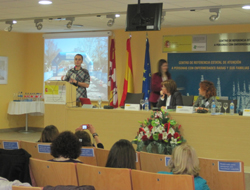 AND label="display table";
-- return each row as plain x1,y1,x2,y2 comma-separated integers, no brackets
8,101,44,132
44,105,250,166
